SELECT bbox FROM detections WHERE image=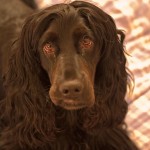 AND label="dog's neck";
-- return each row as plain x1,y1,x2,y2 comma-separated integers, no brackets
55,107,80,130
